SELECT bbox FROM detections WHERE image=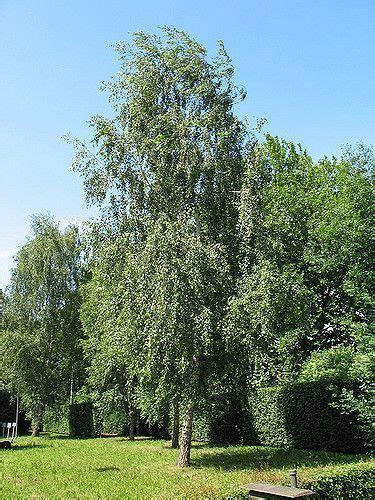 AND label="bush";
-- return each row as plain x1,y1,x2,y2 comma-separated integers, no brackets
69,402,94,437
251,386,290,447
299,346,359,383
101,410,127,435
300,462,375,499
251,380,369,452
191,393,256,444
192,413,210,442
207,394,257,444
43,405,69,434
229,461,375,499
